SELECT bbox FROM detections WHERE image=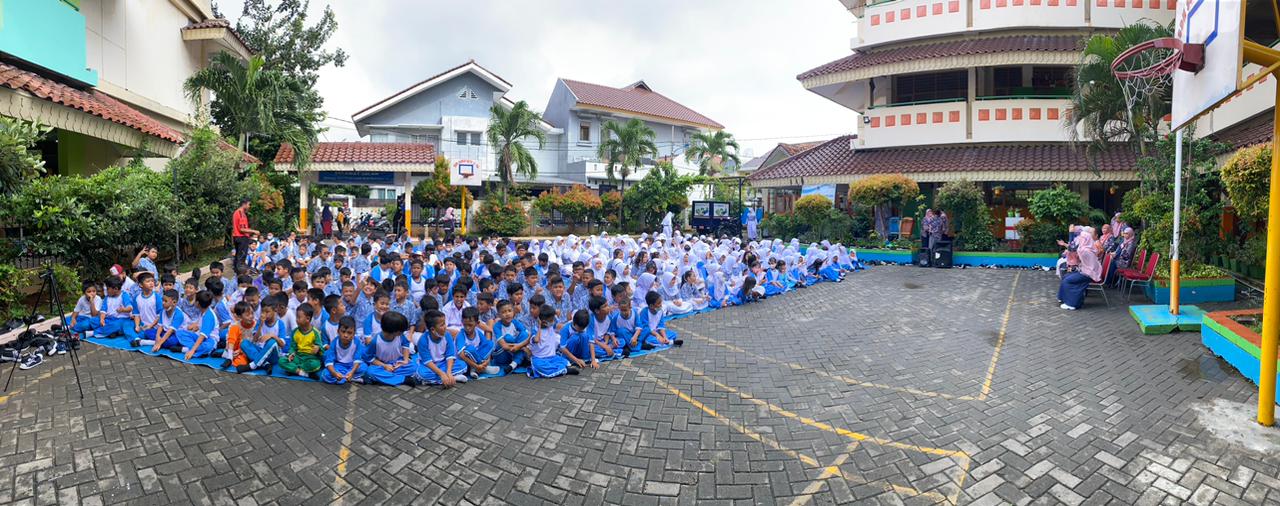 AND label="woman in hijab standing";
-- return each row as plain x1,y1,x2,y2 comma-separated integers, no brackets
1057,227,1102,311
662,211,674,239
321,204,334,239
